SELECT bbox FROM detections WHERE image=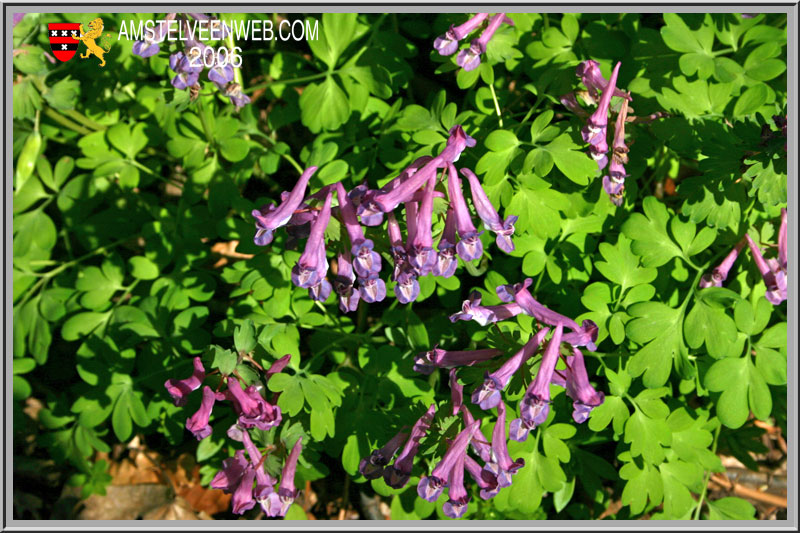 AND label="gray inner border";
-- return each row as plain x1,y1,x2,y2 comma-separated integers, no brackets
5,3,797,530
